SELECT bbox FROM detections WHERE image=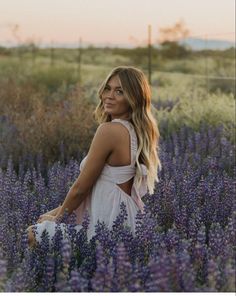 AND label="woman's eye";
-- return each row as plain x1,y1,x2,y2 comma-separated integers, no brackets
116,90,123,95
103,87,123,95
